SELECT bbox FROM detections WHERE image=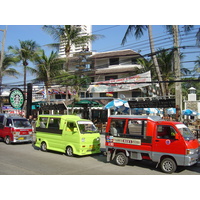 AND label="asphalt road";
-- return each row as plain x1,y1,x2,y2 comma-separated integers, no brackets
0,135,200,175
